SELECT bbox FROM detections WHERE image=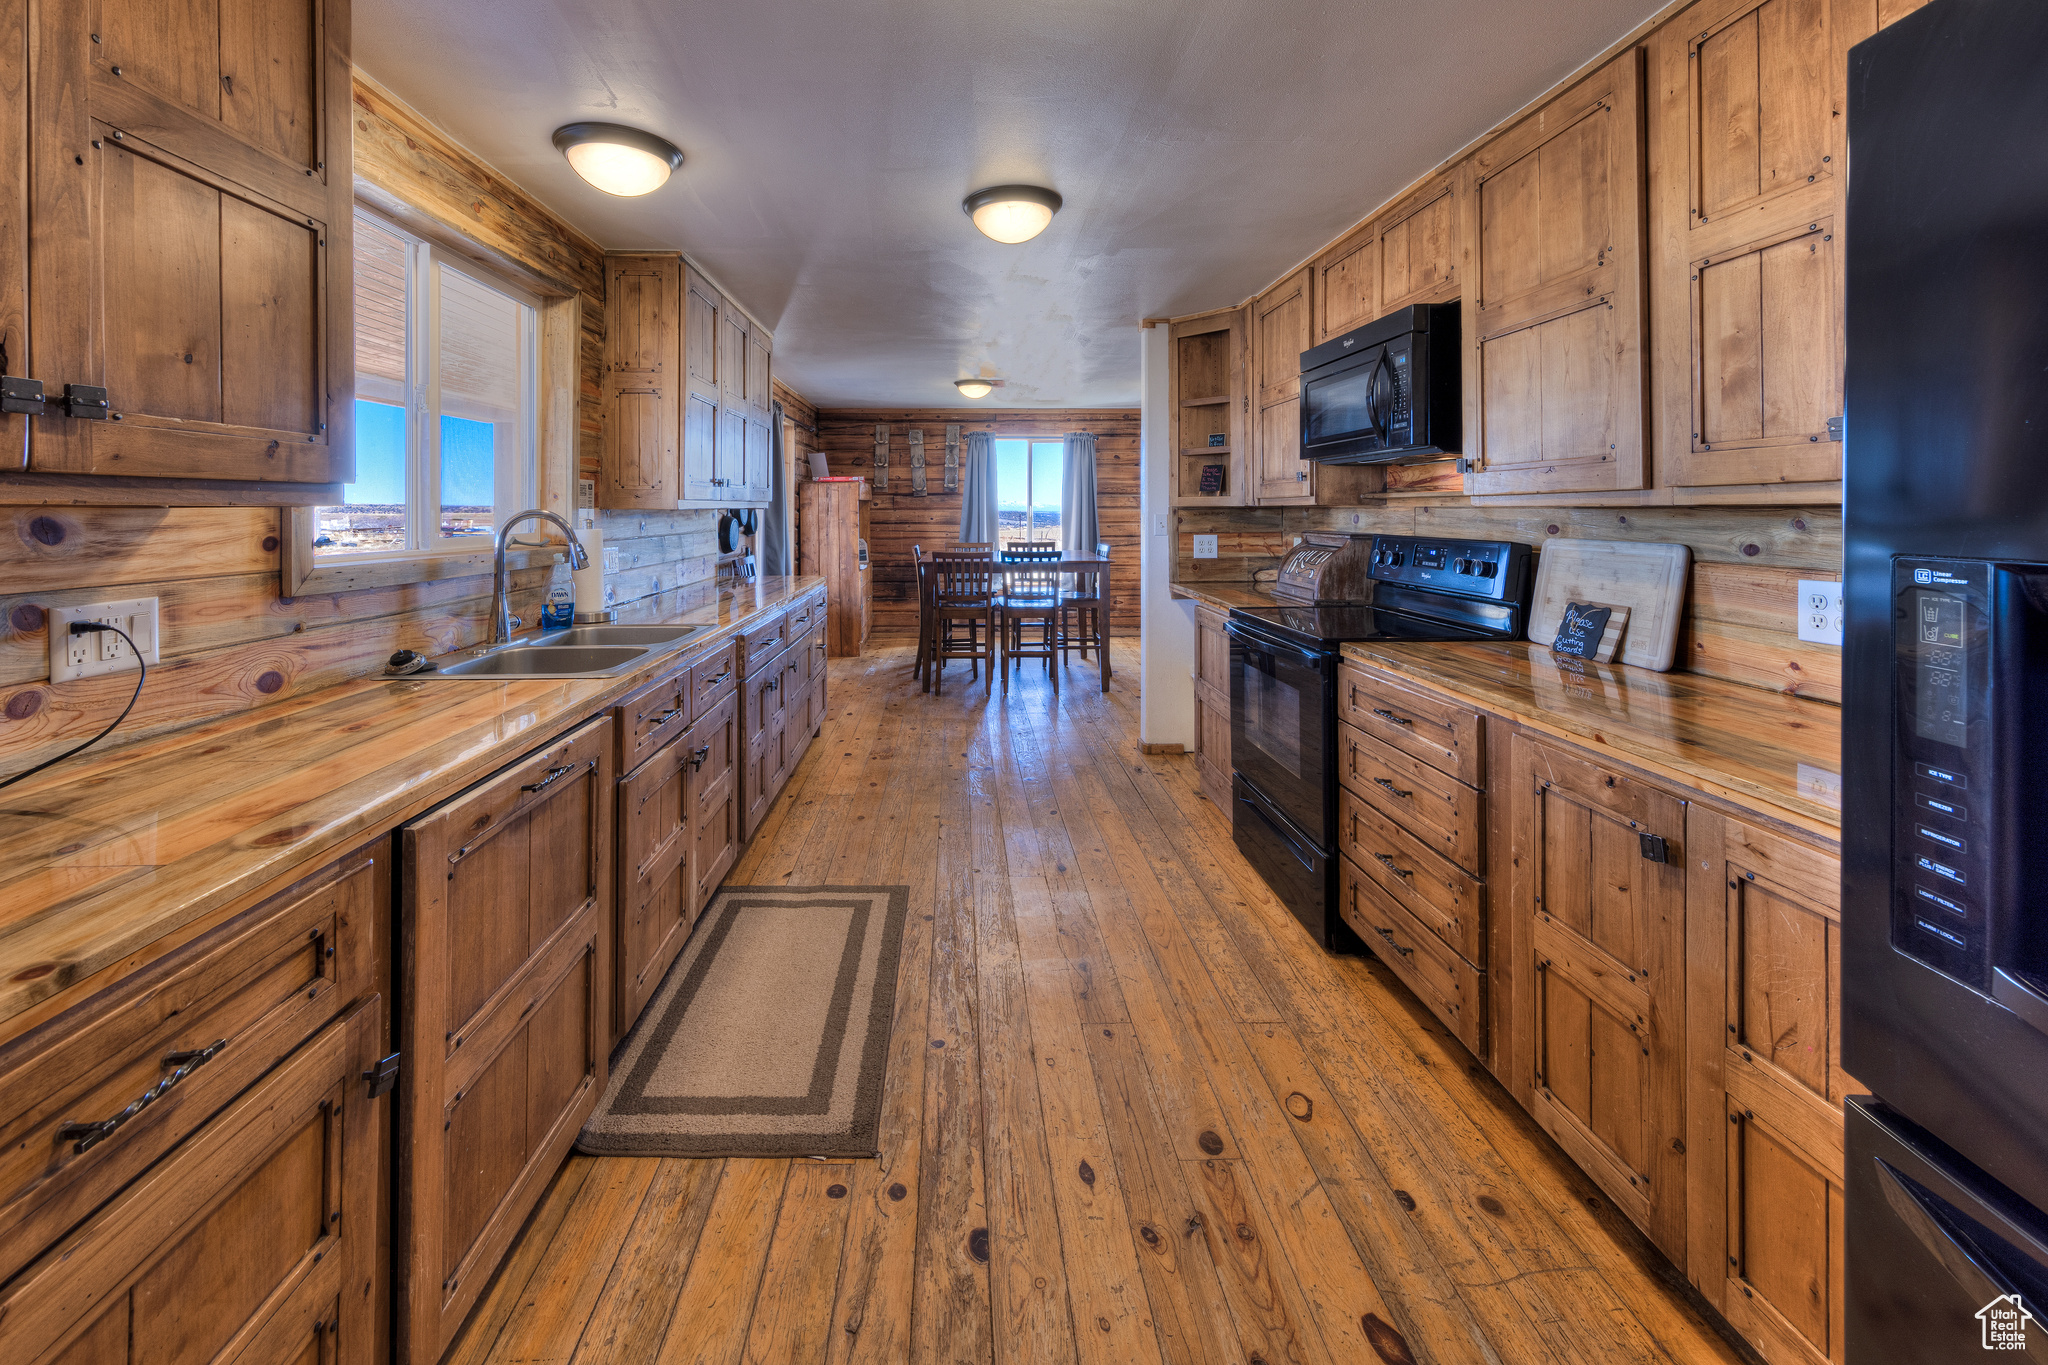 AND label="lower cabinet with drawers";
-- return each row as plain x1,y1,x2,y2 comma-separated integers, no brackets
1333,651,1850,1365
740,587,828,841
0,844,392,1365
